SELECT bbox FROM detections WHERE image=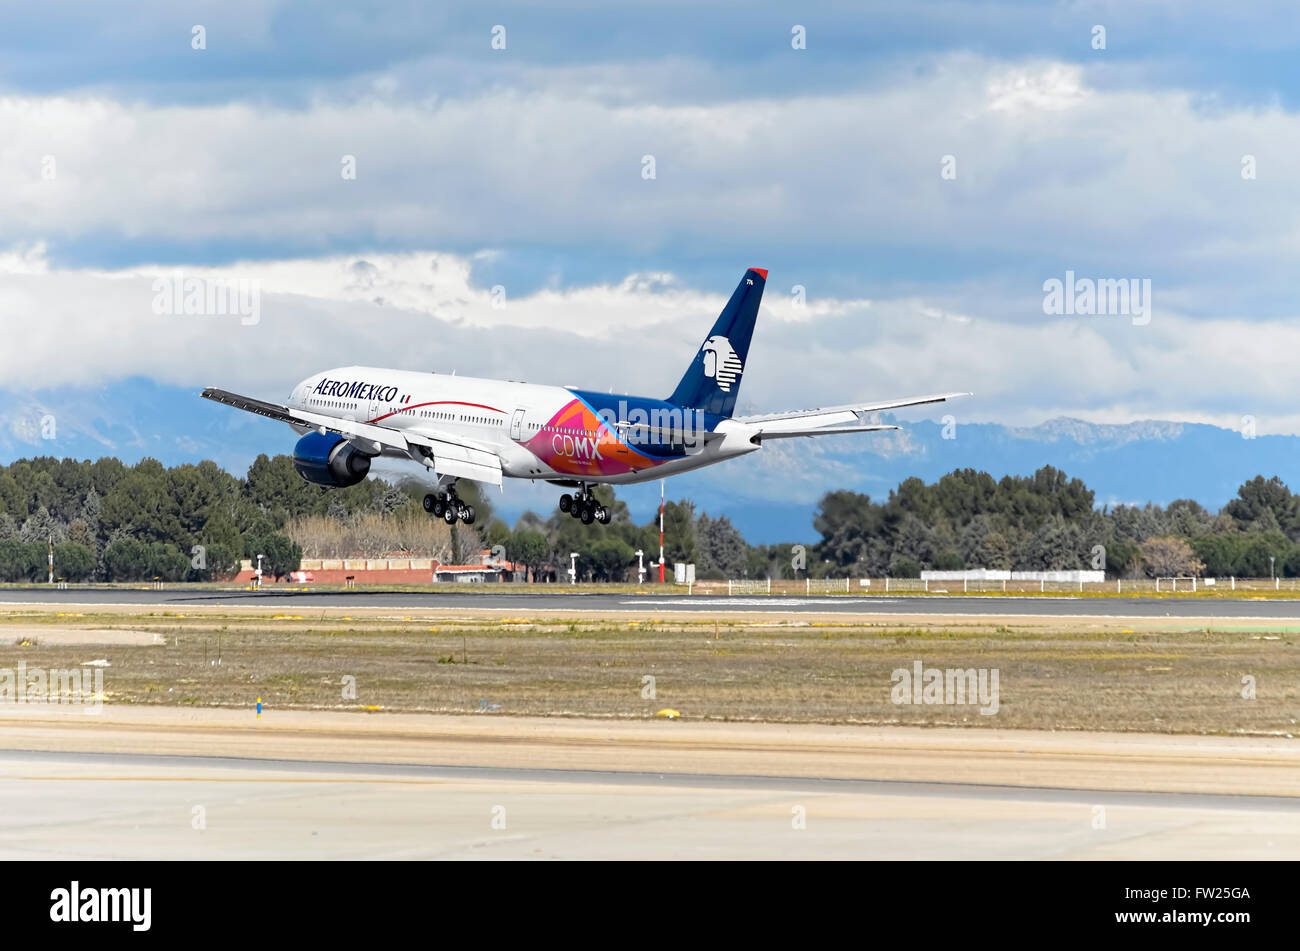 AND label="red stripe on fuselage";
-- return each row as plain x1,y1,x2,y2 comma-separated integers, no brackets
367,400,505,423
